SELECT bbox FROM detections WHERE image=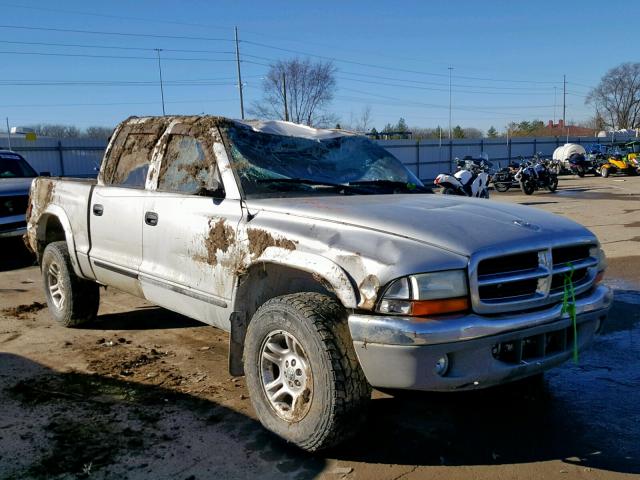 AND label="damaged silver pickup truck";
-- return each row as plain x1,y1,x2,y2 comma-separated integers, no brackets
26,115,612,451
